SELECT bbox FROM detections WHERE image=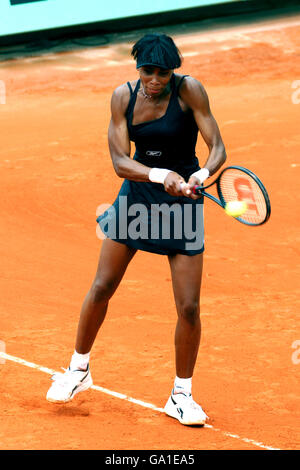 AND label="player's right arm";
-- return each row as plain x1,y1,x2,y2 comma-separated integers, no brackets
108,84,150,182
108,83,186,196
